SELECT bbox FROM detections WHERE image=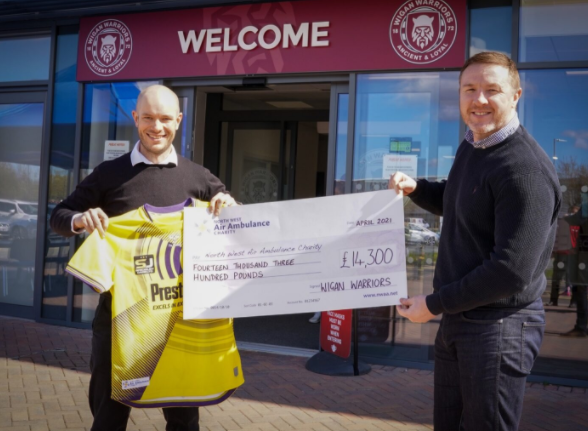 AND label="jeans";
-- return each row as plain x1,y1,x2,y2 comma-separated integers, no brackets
434,298,544,431
89,294,200,431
